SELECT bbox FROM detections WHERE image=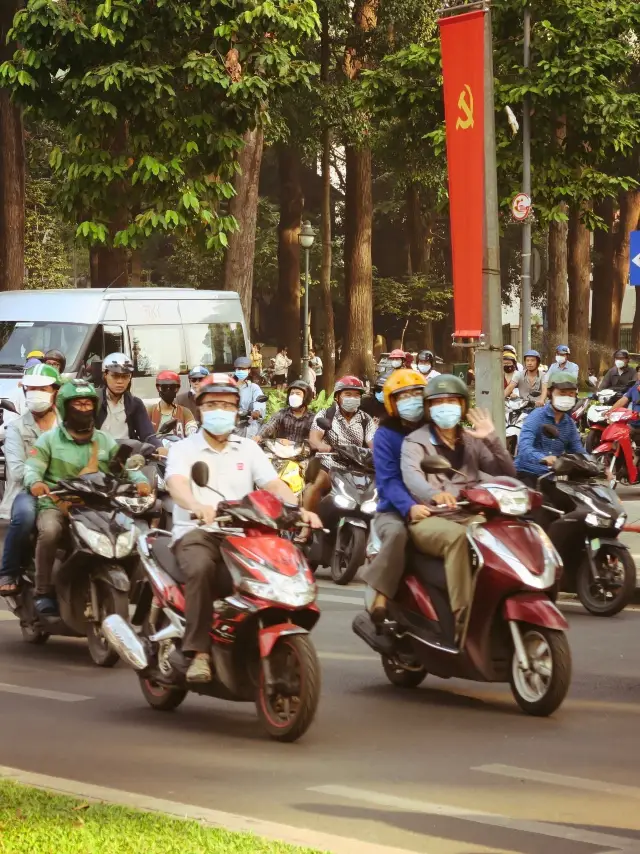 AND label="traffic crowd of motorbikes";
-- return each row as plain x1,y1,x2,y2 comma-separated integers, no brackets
0,342,637,741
